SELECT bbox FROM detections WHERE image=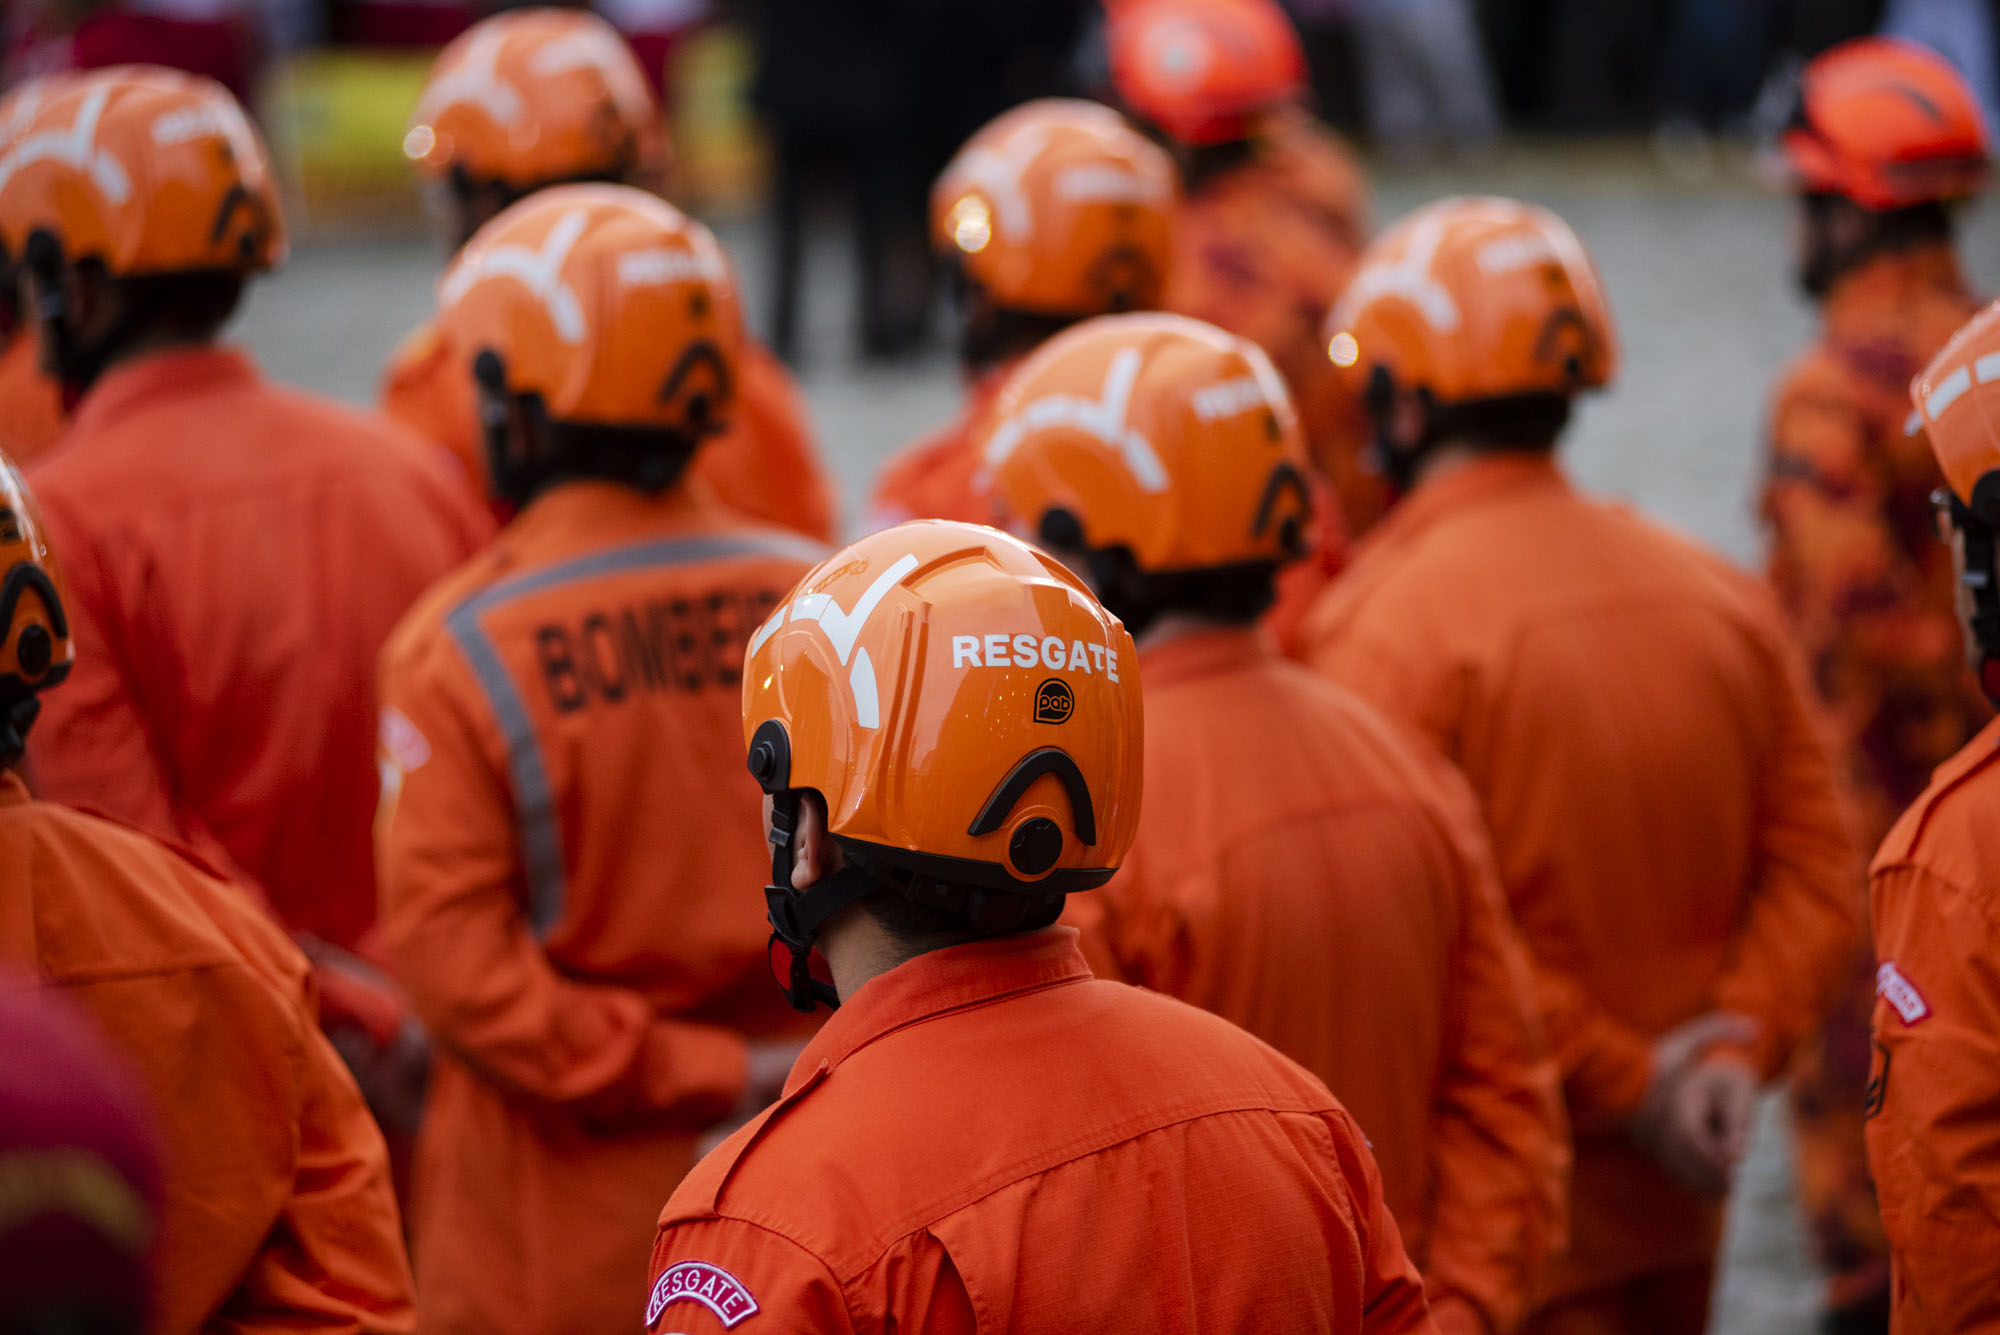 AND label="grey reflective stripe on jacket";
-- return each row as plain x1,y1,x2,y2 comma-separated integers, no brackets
444,530,827,936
